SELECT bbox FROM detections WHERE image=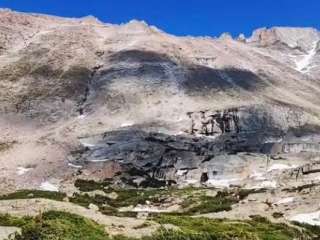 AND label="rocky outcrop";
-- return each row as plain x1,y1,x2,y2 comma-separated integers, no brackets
67,101,320,187
70,127,319,187
248,27,320,51
186,108,241,135
71,128,250,186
